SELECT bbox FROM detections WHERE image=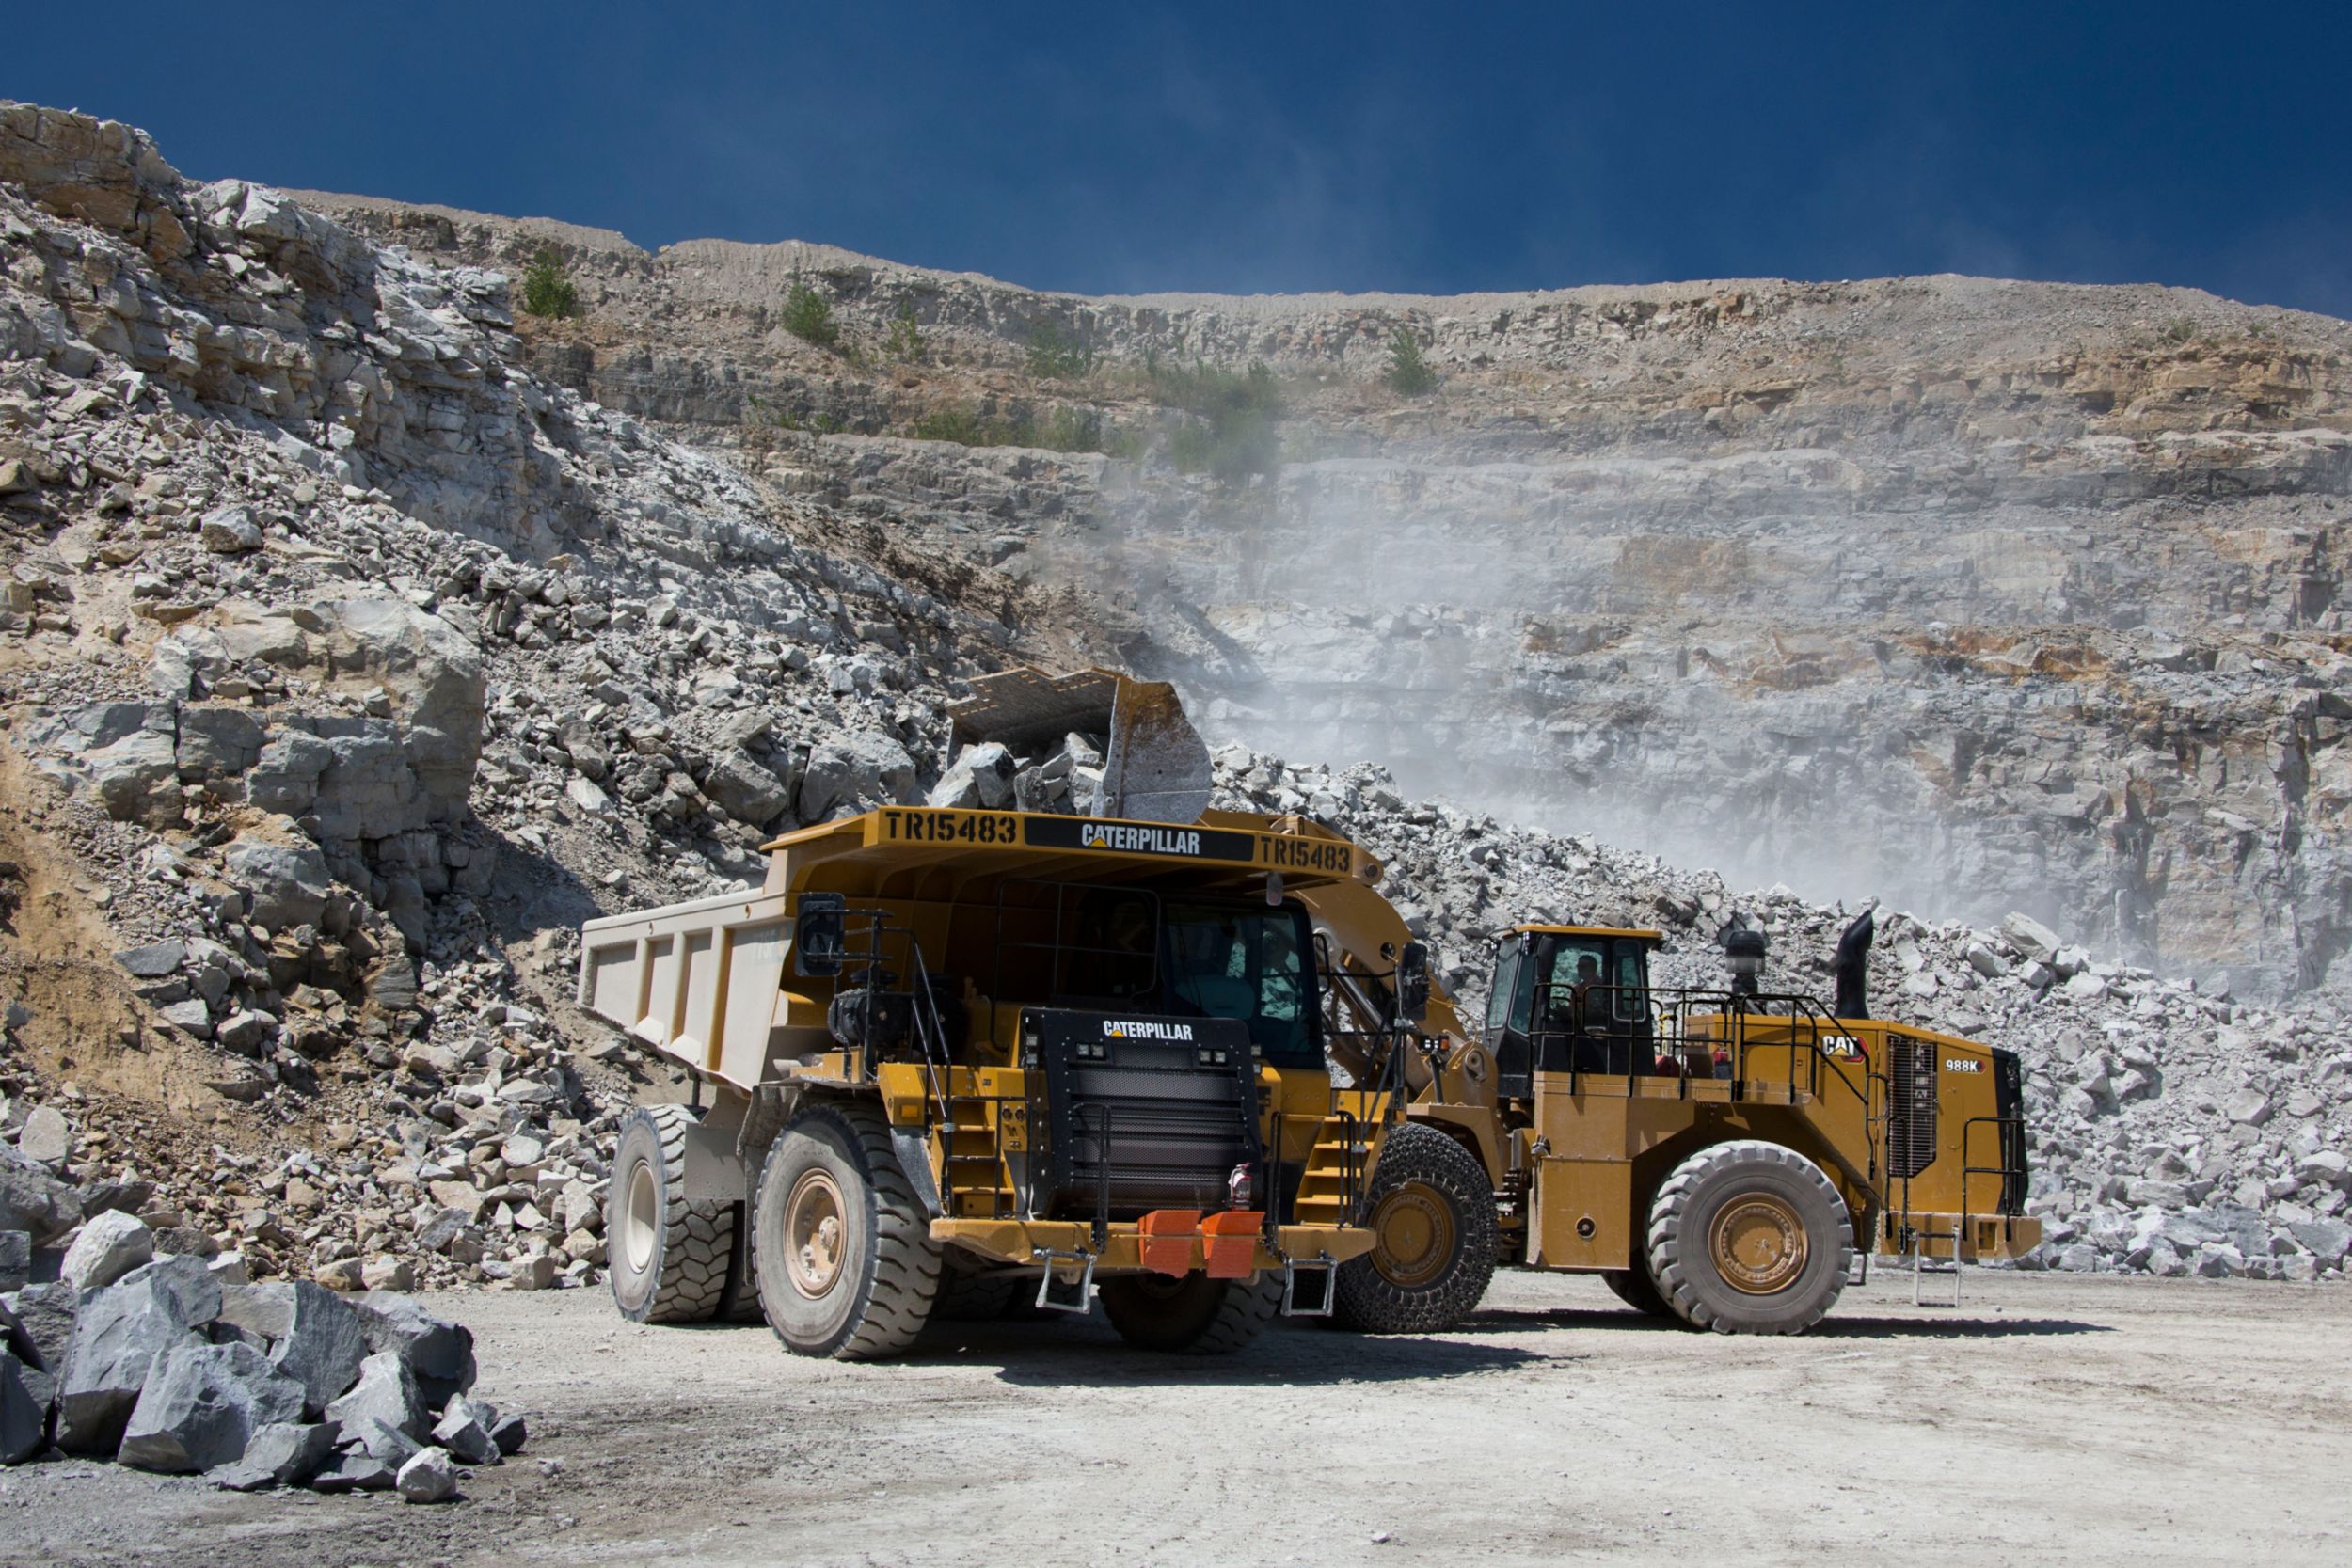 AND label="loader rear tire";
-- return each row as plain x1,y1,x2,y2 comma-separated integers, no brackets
609,1105,735,1324
1329,1124,1497,1334
1601,1267,1672,1318
1646,1140,1852,1335
1098,1272,1282,1354
752,1101,941,1359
